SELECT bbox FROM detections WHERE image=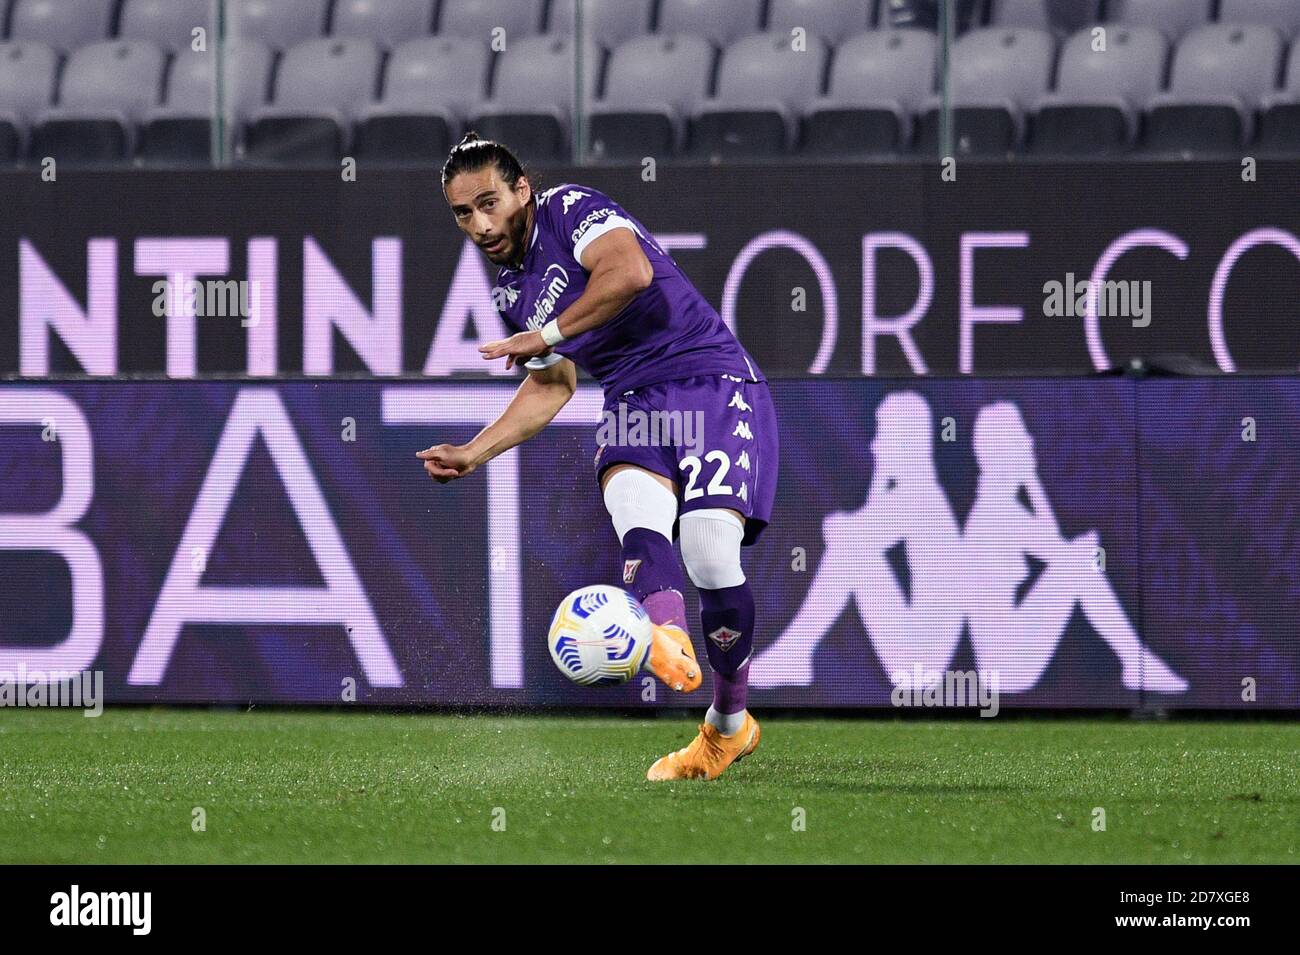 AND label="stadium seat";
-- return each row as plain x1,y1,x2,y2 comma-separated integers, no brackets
355,36,491,165
331,0,436,48
0,40,58,164
469,34,591,161
439,0,546,38
119,0,214,52
1258,37,1300,155
1029,26,1166,157
657,0,764,48
245,37,380,165
688,32,827,160
1219,0,1300,38
140,42,273,167
915,28,1055,157
228,0,330,49
766,0,874,45
8,0,115,53
546,0,654,50
1141,24,1283,157
587,33,714,160
990,0,1101,35
30,39,165,166
802,28,937,157
1107,0,1211,42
